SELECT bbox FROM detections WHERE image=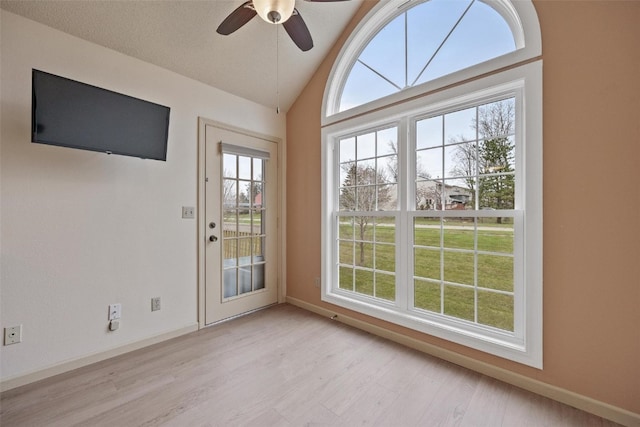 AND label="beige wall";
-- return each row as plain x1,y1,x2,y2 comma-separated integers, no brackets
0,10,285,383
286,0,640,414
